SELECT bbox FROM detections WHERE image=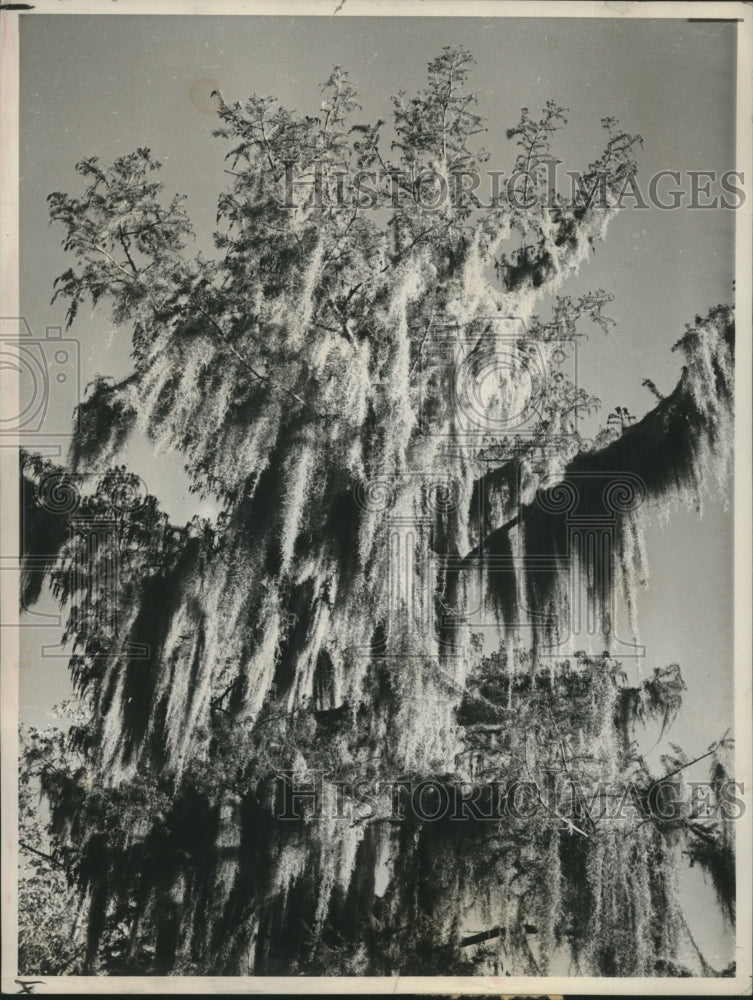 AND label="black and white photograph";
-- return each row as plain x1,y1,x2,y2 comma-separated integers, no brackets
1,1,751,993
